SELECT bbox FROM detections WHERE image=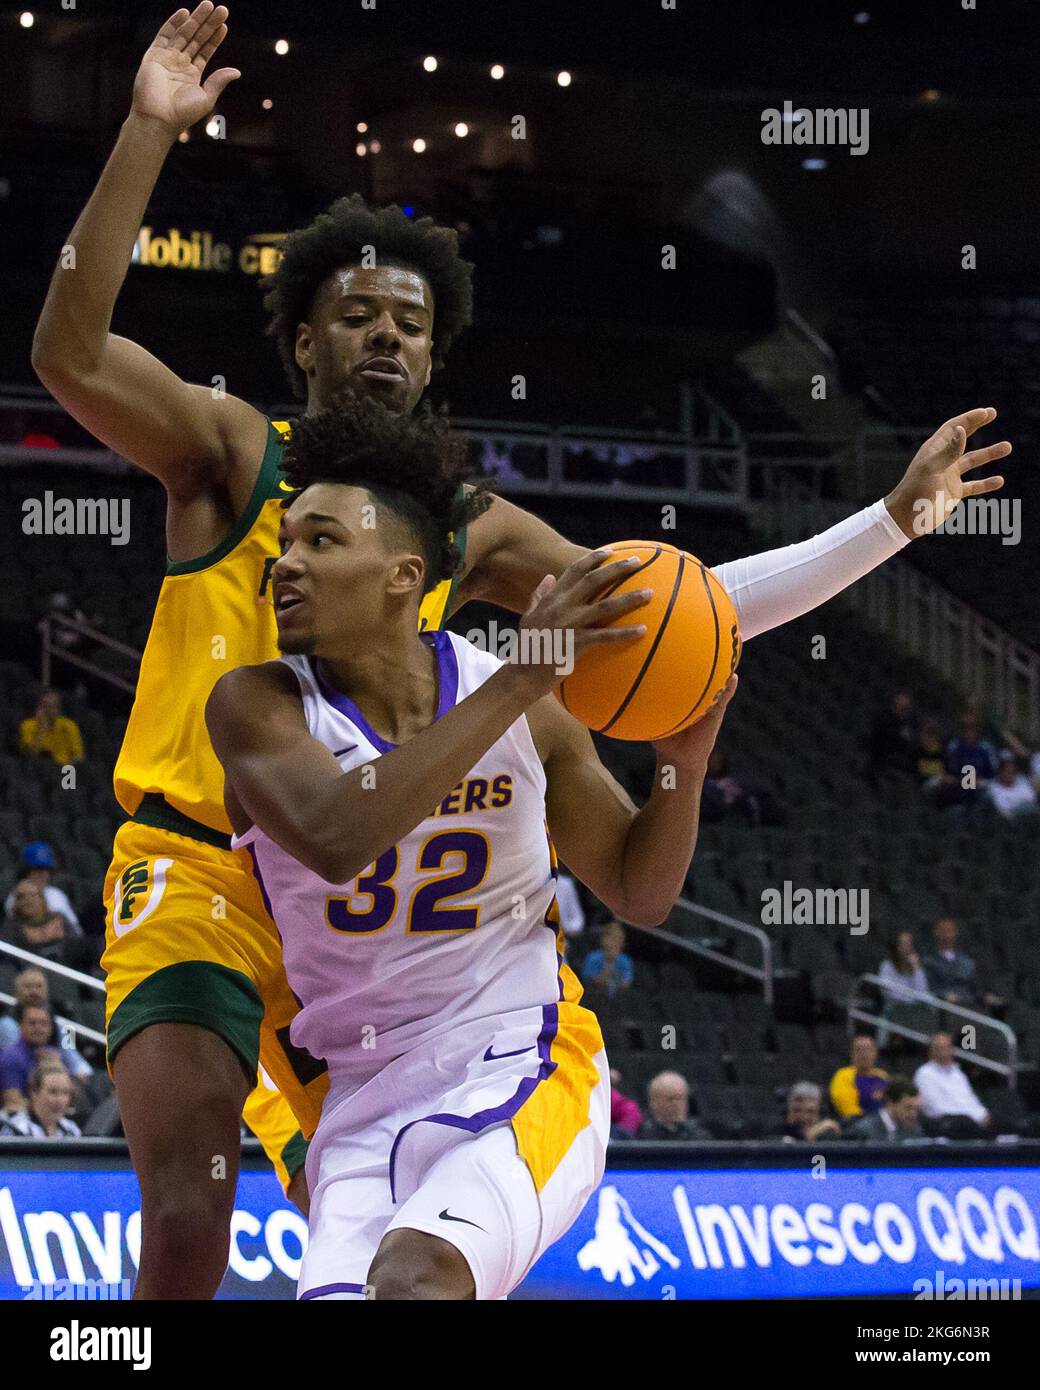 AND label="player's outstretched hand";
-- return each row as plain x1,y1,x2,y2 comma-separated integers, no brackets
133,4,240,137
650,674,738,771
516,549,652,685
884,406,1012,540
